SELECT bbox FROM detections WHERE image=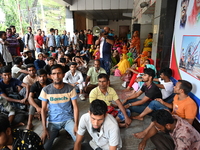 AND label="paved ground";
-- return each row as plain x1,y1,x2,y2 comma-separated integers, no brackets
19,61,155,150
